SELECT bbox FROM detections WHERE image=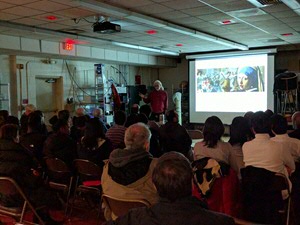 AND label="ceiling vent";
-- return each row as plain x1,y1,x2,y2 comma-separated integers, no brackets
248,0,282,7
